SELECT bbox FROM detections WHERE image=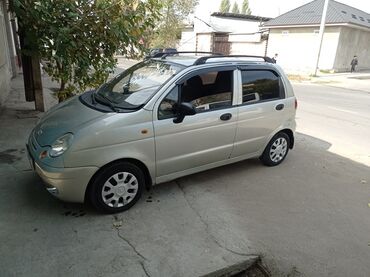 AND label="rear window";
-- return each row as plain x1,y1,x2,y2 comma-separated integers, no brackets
241,70,282,104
